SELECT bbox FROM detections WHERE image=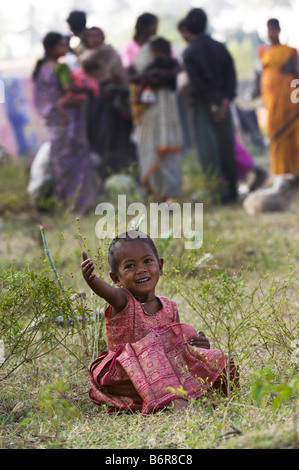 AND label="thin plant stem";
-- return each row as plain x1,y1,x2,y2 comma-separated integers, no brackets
40,225,65,292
